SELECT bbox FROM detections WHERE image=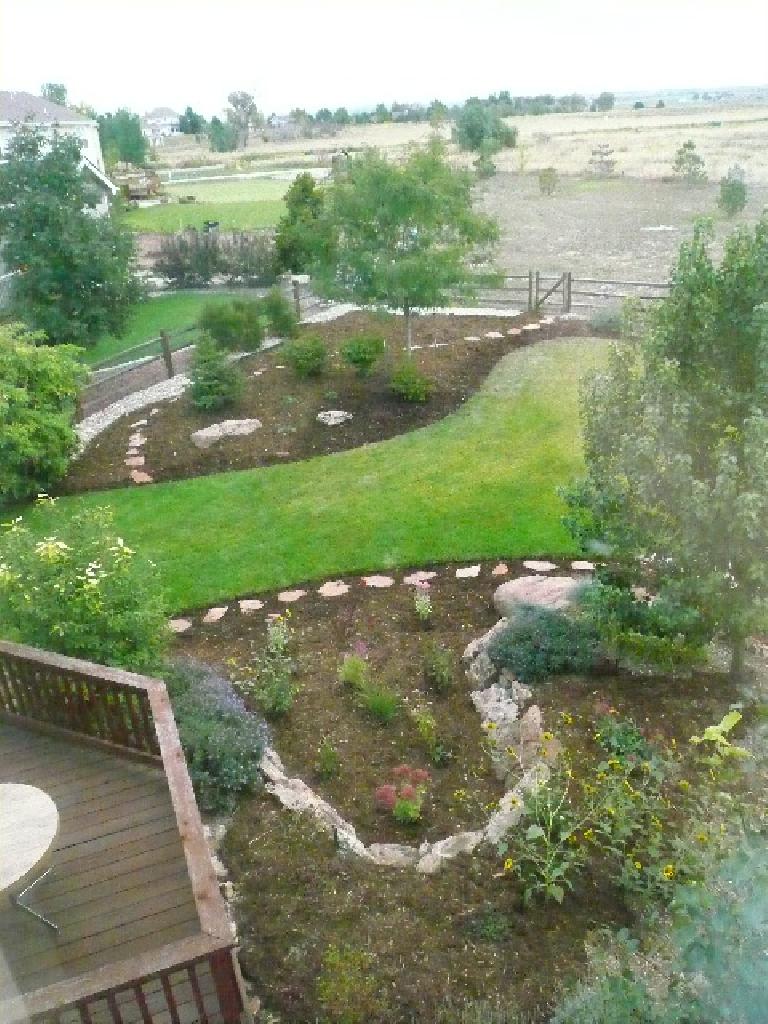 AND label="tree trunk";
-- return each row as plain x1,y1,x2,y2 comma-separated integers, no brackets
729,634,746,681
404,304,412,354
